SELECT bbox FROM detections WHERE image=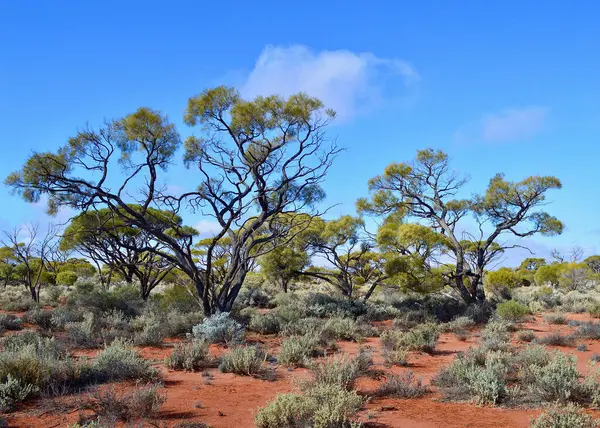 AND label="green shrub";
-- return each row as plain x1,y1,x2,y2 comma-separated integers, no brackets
255,384,364,428
219,346,266,377
496,300,530,322
93,339,159,382
528,352,582,403
321,317,363,341
191,312,245,344
379,329,404,351
134,320,166,346
57,271,78,286
481,319,513,343
588,303,600,319
249,313,281,335
517,330,537,342
0,374,38,411
544,313,568,325
306,352,371,391
383,348,409,367
67,313,98,348
165,340,212,371
279,317,322,337
442,316,474,333
278,335,320,367
401,323,440,353
376,371,428,398
531,403,597,428
23,308,55,330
